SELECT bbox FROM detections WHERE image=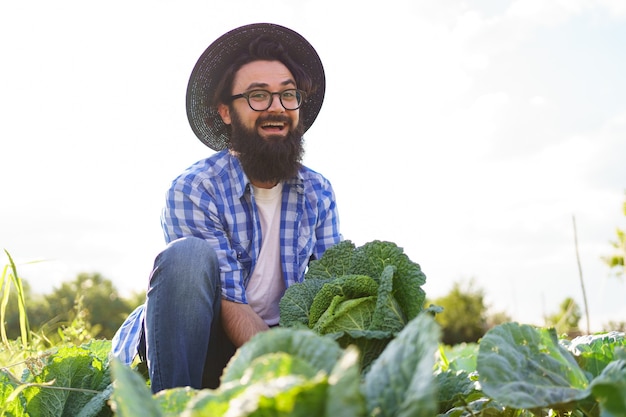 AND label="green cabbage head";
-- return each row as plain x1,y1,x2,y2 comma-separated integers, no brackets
279,240,427,370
